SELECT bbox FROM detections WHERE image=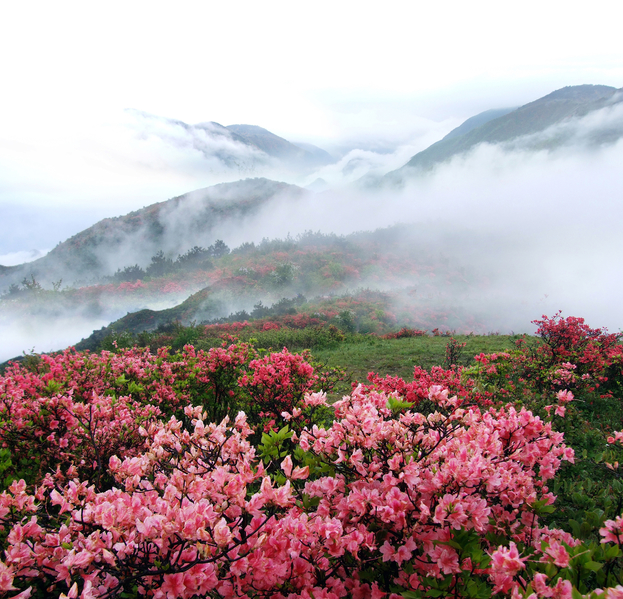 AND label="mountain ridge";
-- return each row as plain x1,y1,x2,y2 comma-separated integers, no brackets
384,84,622,182
225,124,332,167
441,108,518,141
0,178,305,289
126,109,333,173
